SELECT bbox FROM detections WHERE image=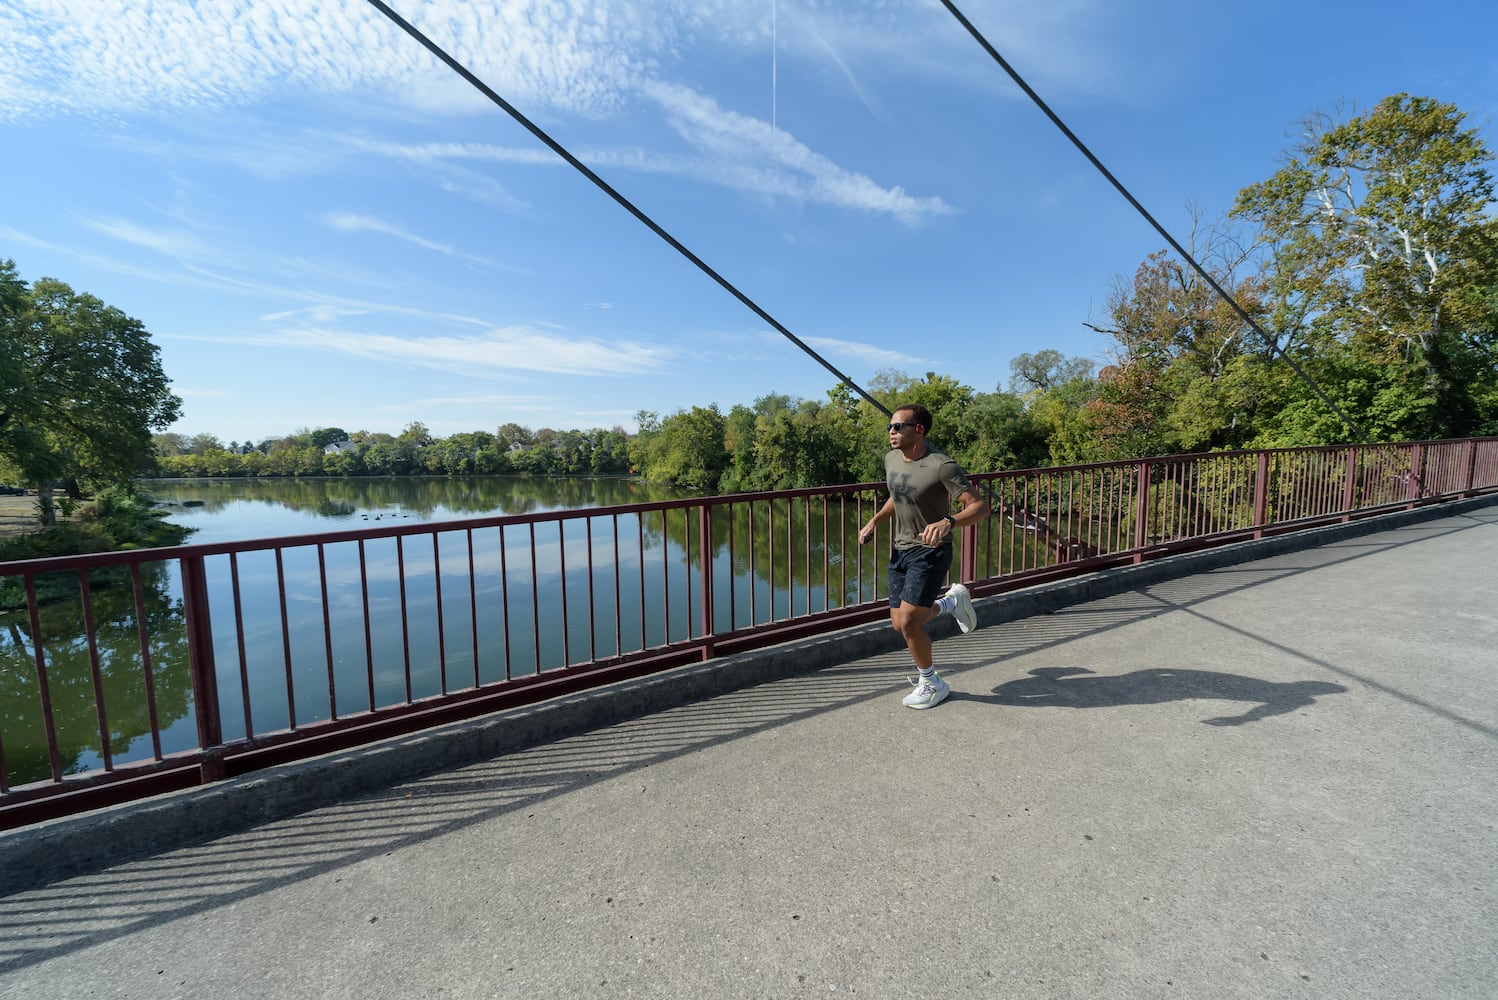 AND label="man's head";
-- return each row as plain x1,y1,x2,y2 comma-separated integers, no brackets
889,402,932,445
